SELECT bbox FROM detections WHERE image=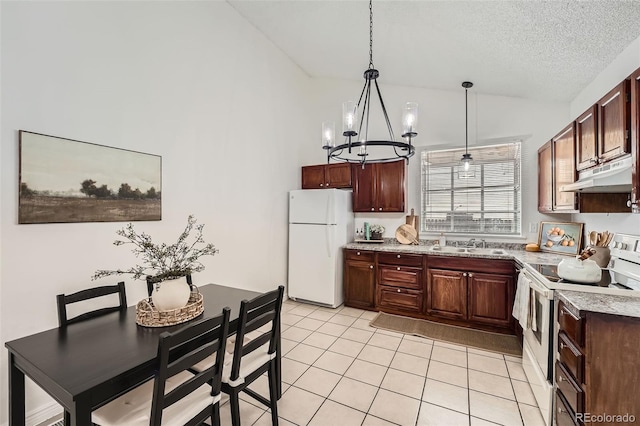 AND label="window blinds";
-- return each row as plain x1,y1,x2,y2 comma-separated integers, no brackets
420,142,521,235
